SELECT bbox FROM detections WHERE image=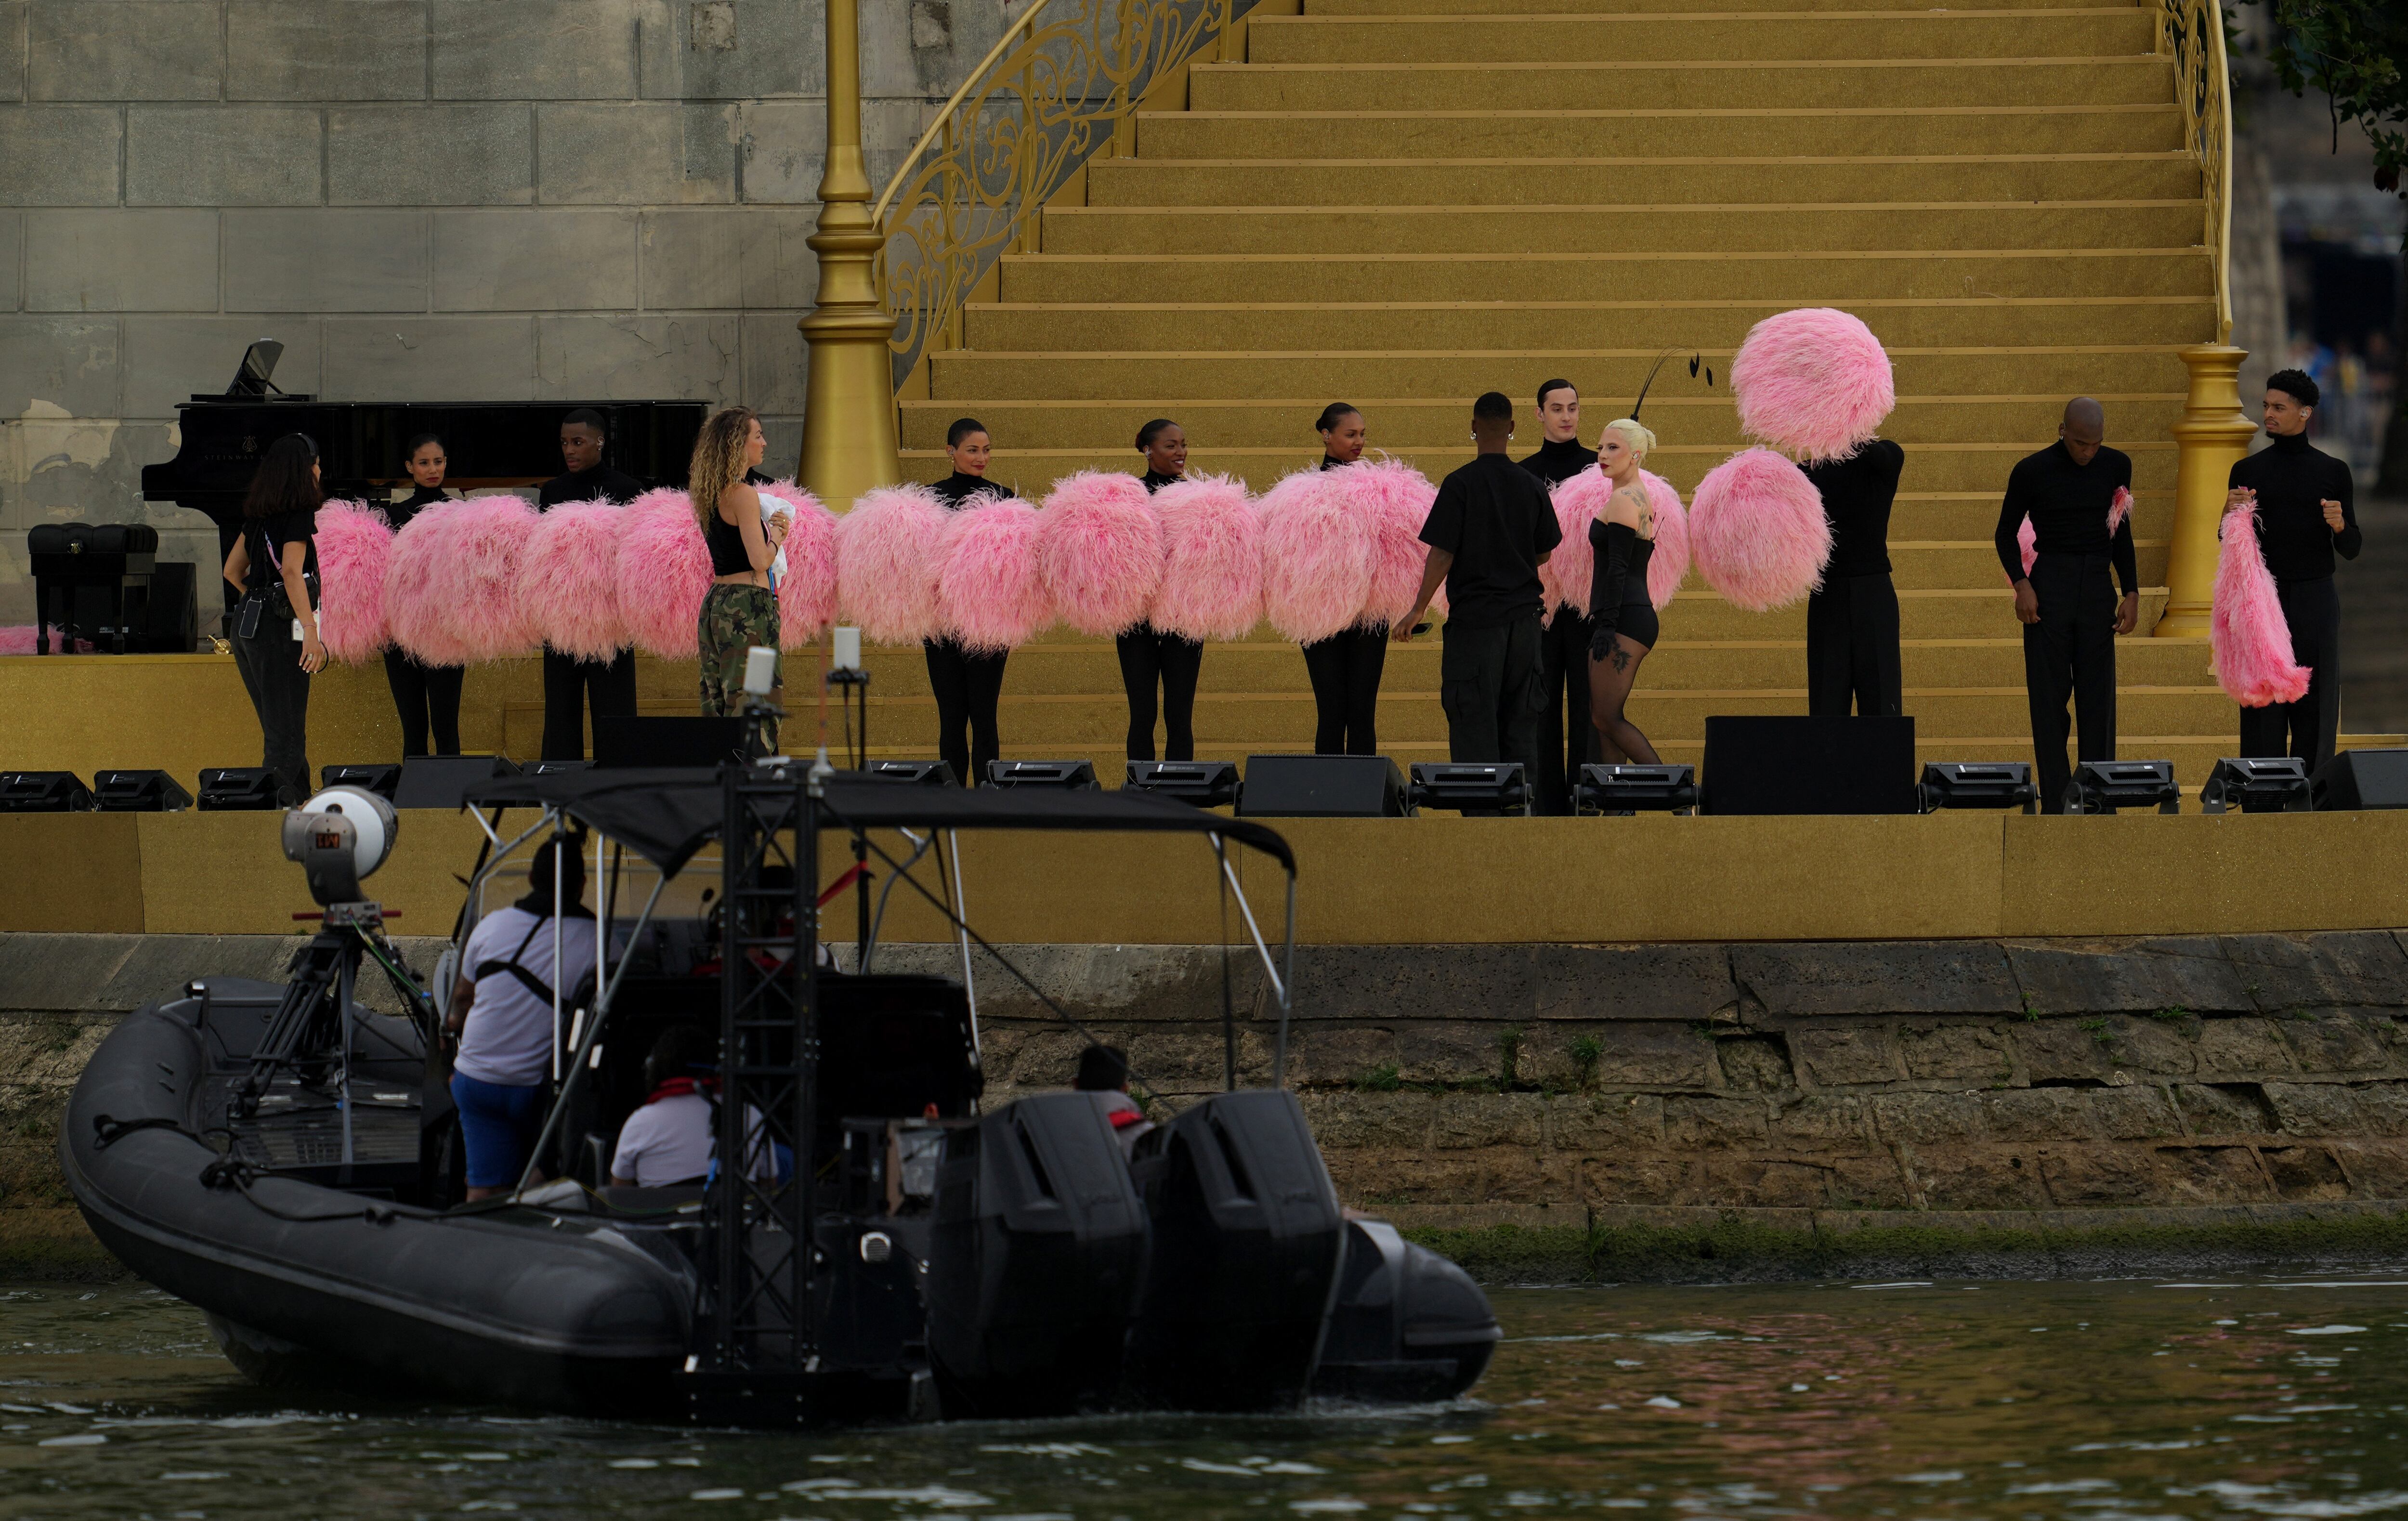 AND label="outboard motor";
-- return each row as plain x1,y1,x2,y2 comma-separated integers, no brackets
923,1093,1148,1417
1312,1216,1502,1402
1124,1090,1344,1411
